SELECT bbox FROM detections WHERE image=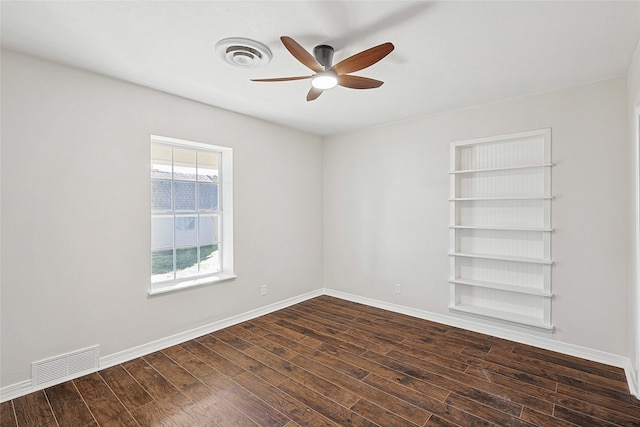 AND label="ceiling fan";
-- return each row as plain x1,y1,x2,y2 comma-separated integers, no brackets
252,36,394,101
